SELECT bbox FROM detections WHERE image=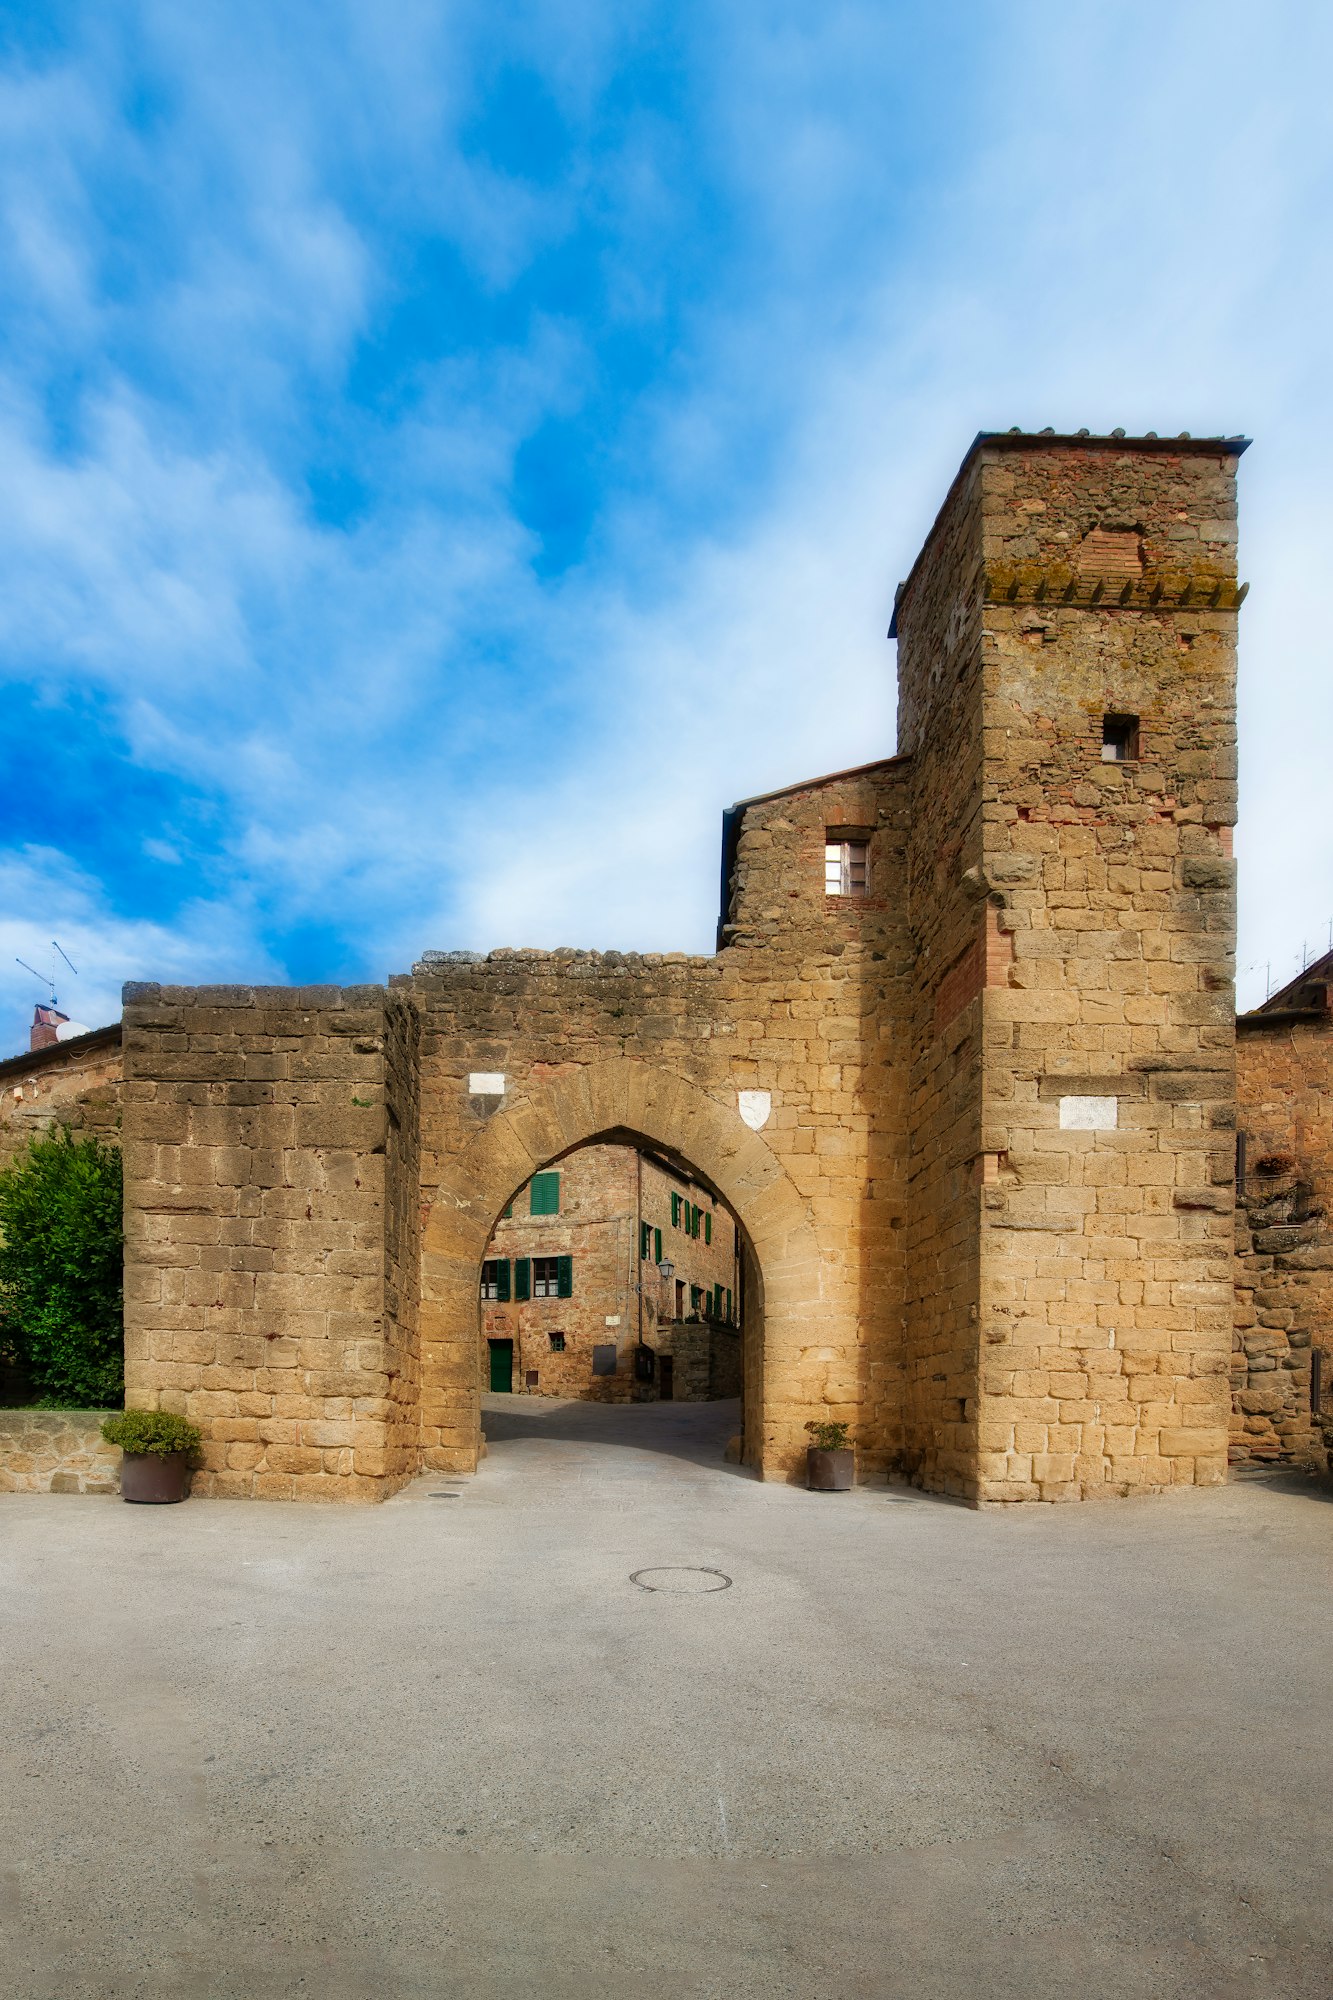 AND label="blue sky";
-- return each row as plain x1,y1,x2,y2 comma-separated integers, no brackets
1,0,1330,1047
